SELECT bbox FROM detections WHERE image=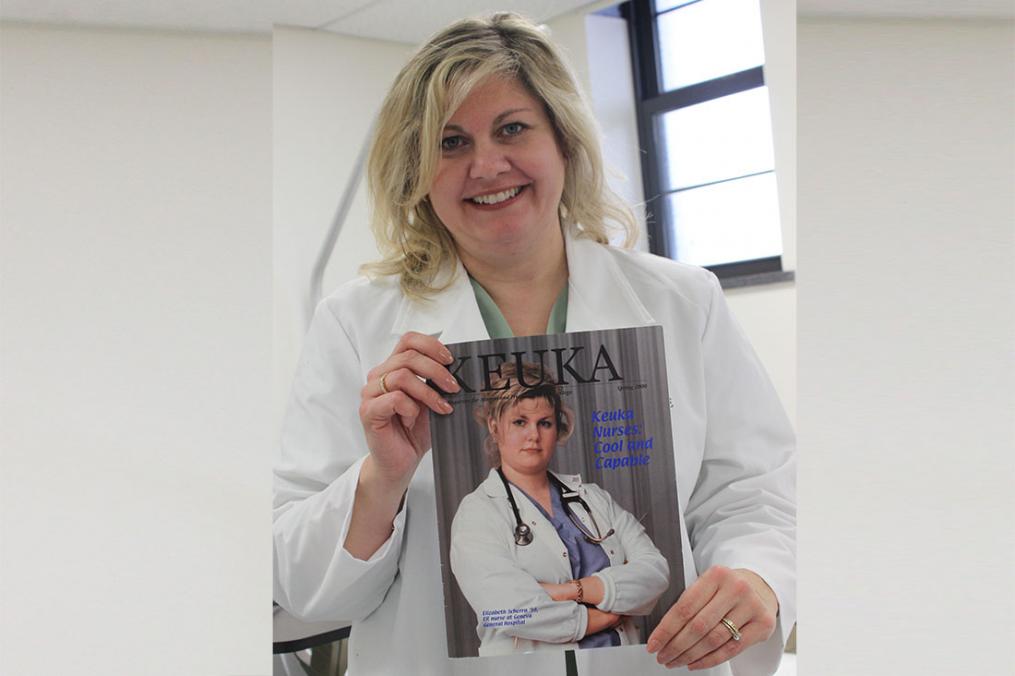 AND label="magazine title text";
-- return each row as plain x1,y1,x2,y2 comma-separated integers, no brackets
446,345,622,394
